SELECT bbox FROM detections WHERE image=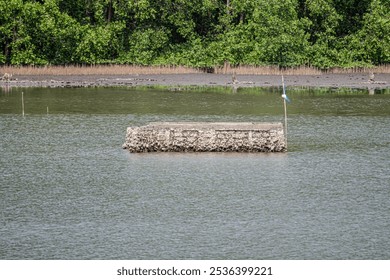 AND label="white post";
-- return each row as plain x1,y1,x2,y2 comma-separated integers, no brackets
282,76,287,149
283,95,288,149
